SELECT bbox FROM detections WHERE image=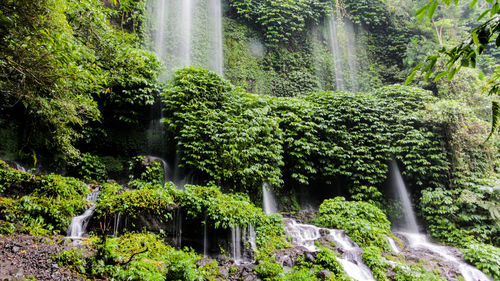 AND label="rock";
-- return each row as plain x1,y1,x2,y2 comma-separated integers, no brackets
316,270,332,280
305,252,316,263
12,246,20,252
